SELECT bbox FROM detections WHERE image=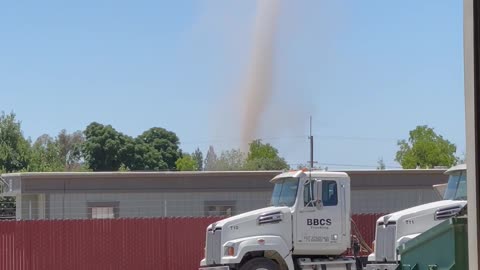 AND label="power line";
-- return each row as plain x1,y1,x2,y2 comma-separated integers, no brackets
180,135,306,145
180,134,397,146
288,162,402,169
321,163,402,169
